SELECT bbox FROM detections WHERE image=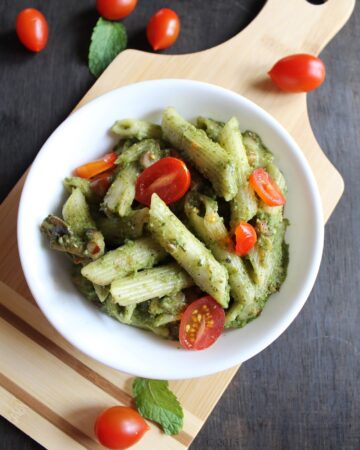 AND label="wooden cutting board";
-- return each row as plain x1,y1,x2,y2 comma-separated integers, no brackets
0,0,355,448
